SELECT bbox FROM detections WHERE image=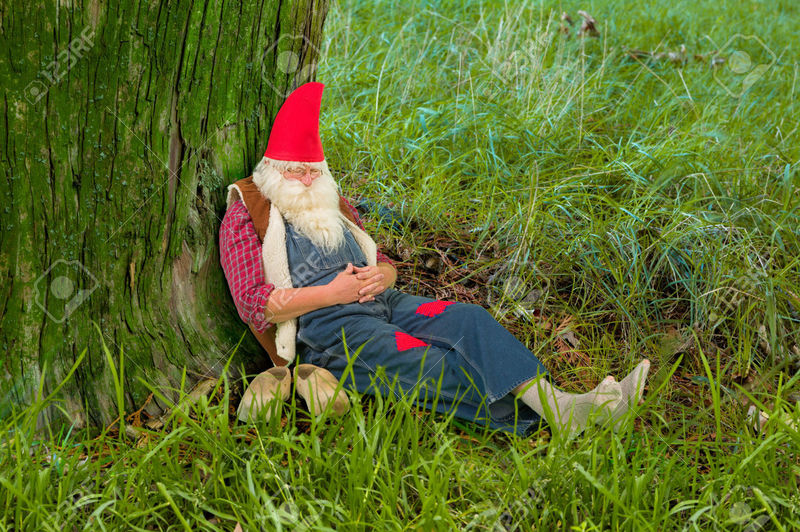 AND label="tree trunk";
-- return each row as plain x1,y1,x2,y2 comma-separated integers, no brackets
0,0,329,432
